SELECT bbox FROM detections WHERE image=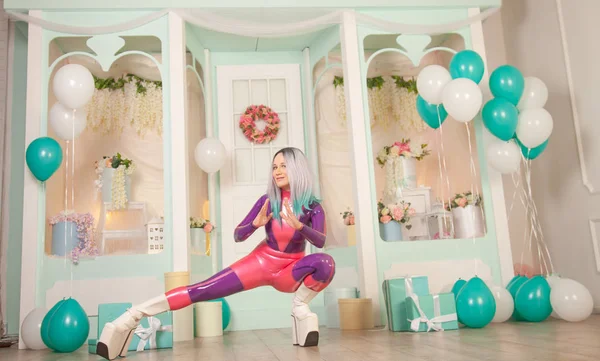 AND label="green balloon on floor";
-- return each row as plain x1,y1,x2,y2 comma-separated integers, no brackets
42,298,89,352
515,276,552,322
456,277,496,328
209,298,231,330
